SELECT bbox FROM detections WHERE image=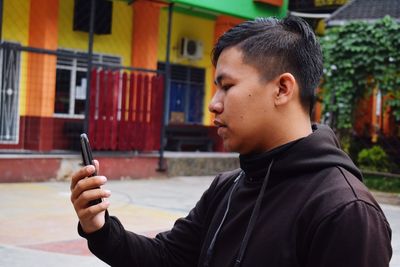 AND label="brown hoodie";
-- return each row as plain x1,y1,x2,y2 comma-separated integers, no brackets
79,124,392,267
